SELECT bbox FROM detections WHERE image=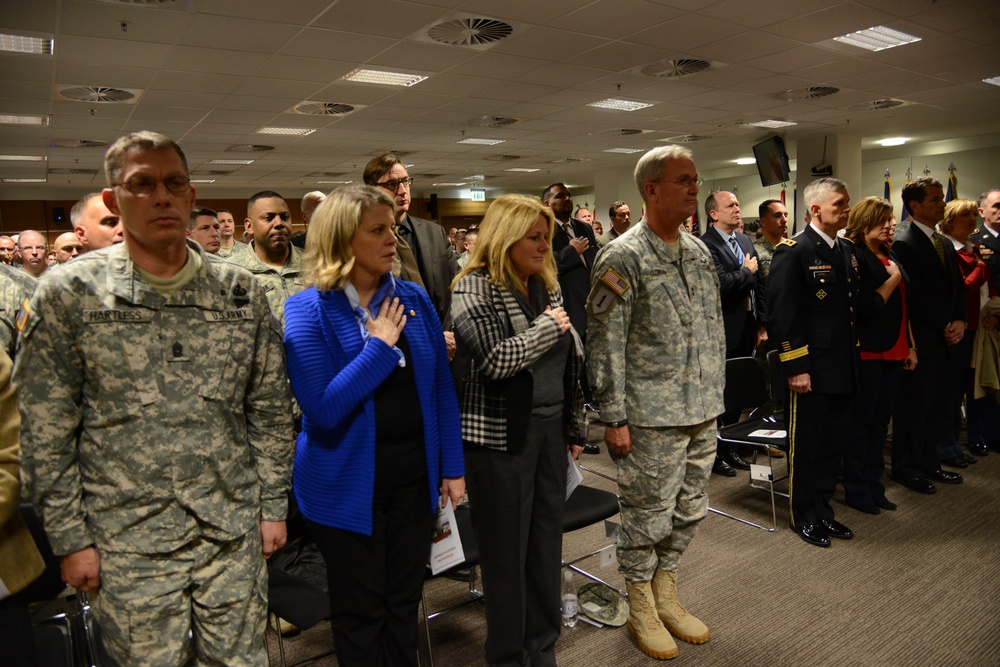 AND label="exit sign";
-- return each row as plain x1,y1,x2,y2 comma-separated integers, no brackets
471,188,485,201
